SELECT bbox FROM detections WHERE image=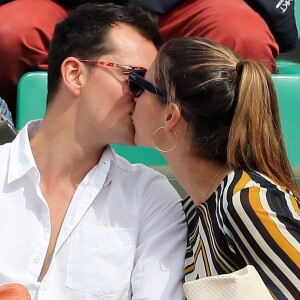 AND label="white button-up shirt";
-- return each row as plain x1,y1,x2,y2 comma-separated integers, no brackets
0,121,187,300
